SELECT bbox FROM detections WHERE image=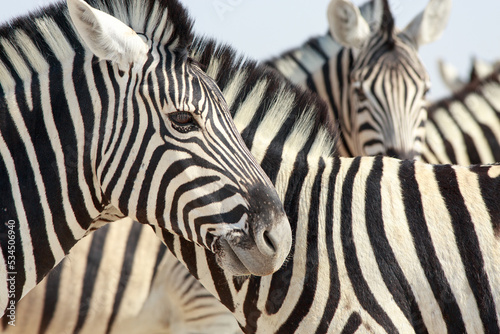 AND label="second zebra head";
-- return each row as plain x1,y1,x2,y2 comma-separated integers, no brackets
328,0,452,159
